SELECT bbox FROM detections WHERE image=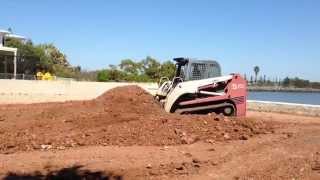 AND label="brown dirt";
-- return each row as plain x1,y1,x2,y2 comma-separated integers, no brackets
0,86,274,154
0,86,319,179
